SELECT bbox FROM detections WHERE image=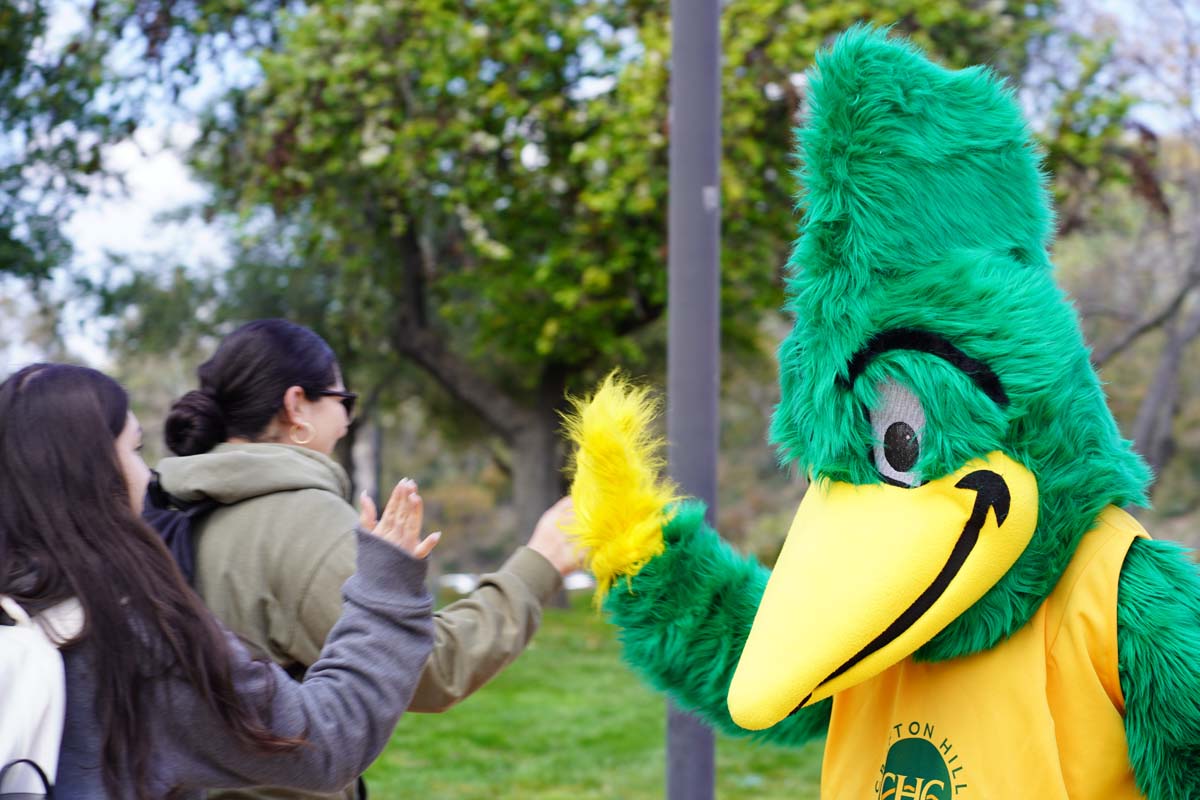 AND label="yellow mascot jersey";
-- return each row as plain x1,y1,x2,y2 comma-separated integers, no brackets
821,506,1146,799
